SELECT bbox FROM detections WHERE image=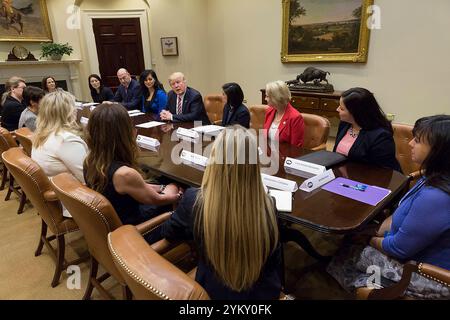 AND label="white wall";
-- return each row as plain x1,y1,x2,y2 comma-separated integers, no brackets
206,0,450,124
